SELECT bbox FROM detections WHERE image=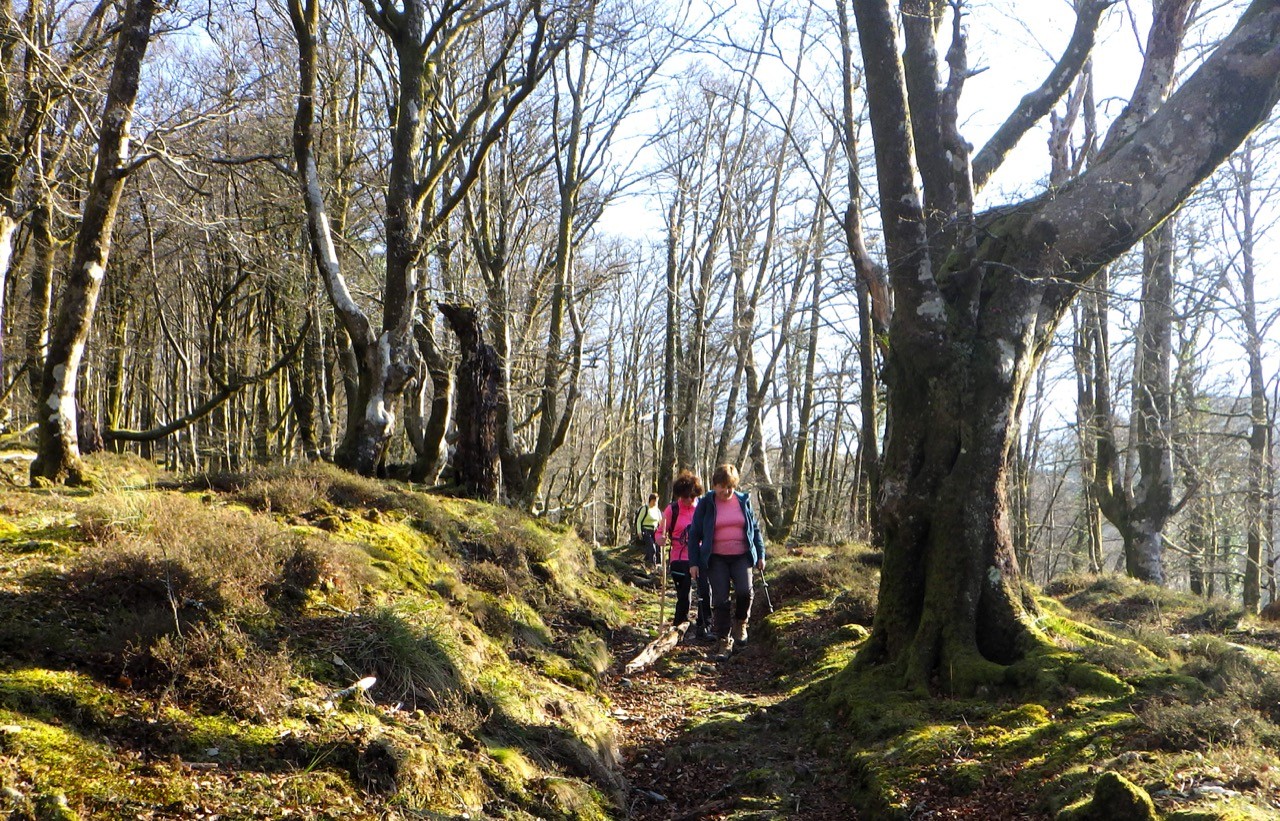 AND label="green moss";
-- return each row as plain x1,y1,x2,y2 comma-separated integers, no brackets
991,703,1052,729
1065,663,1134,696
0,515,22,540
337,515,454,594
1057,772,1158,820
